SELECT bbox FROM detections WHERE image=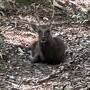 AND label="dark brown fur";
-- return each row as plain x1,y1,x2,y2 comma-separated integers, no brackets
31,25,65,64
